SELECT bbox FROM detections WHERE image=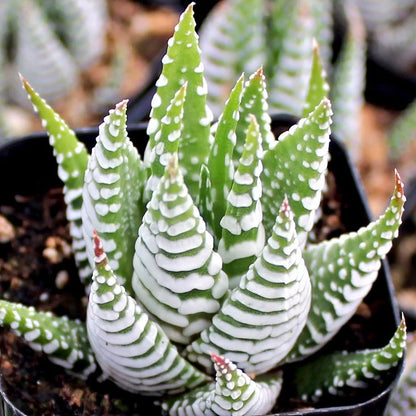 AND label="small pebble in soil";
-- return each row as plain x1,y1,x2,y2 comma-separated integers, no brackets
0,214,15,243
